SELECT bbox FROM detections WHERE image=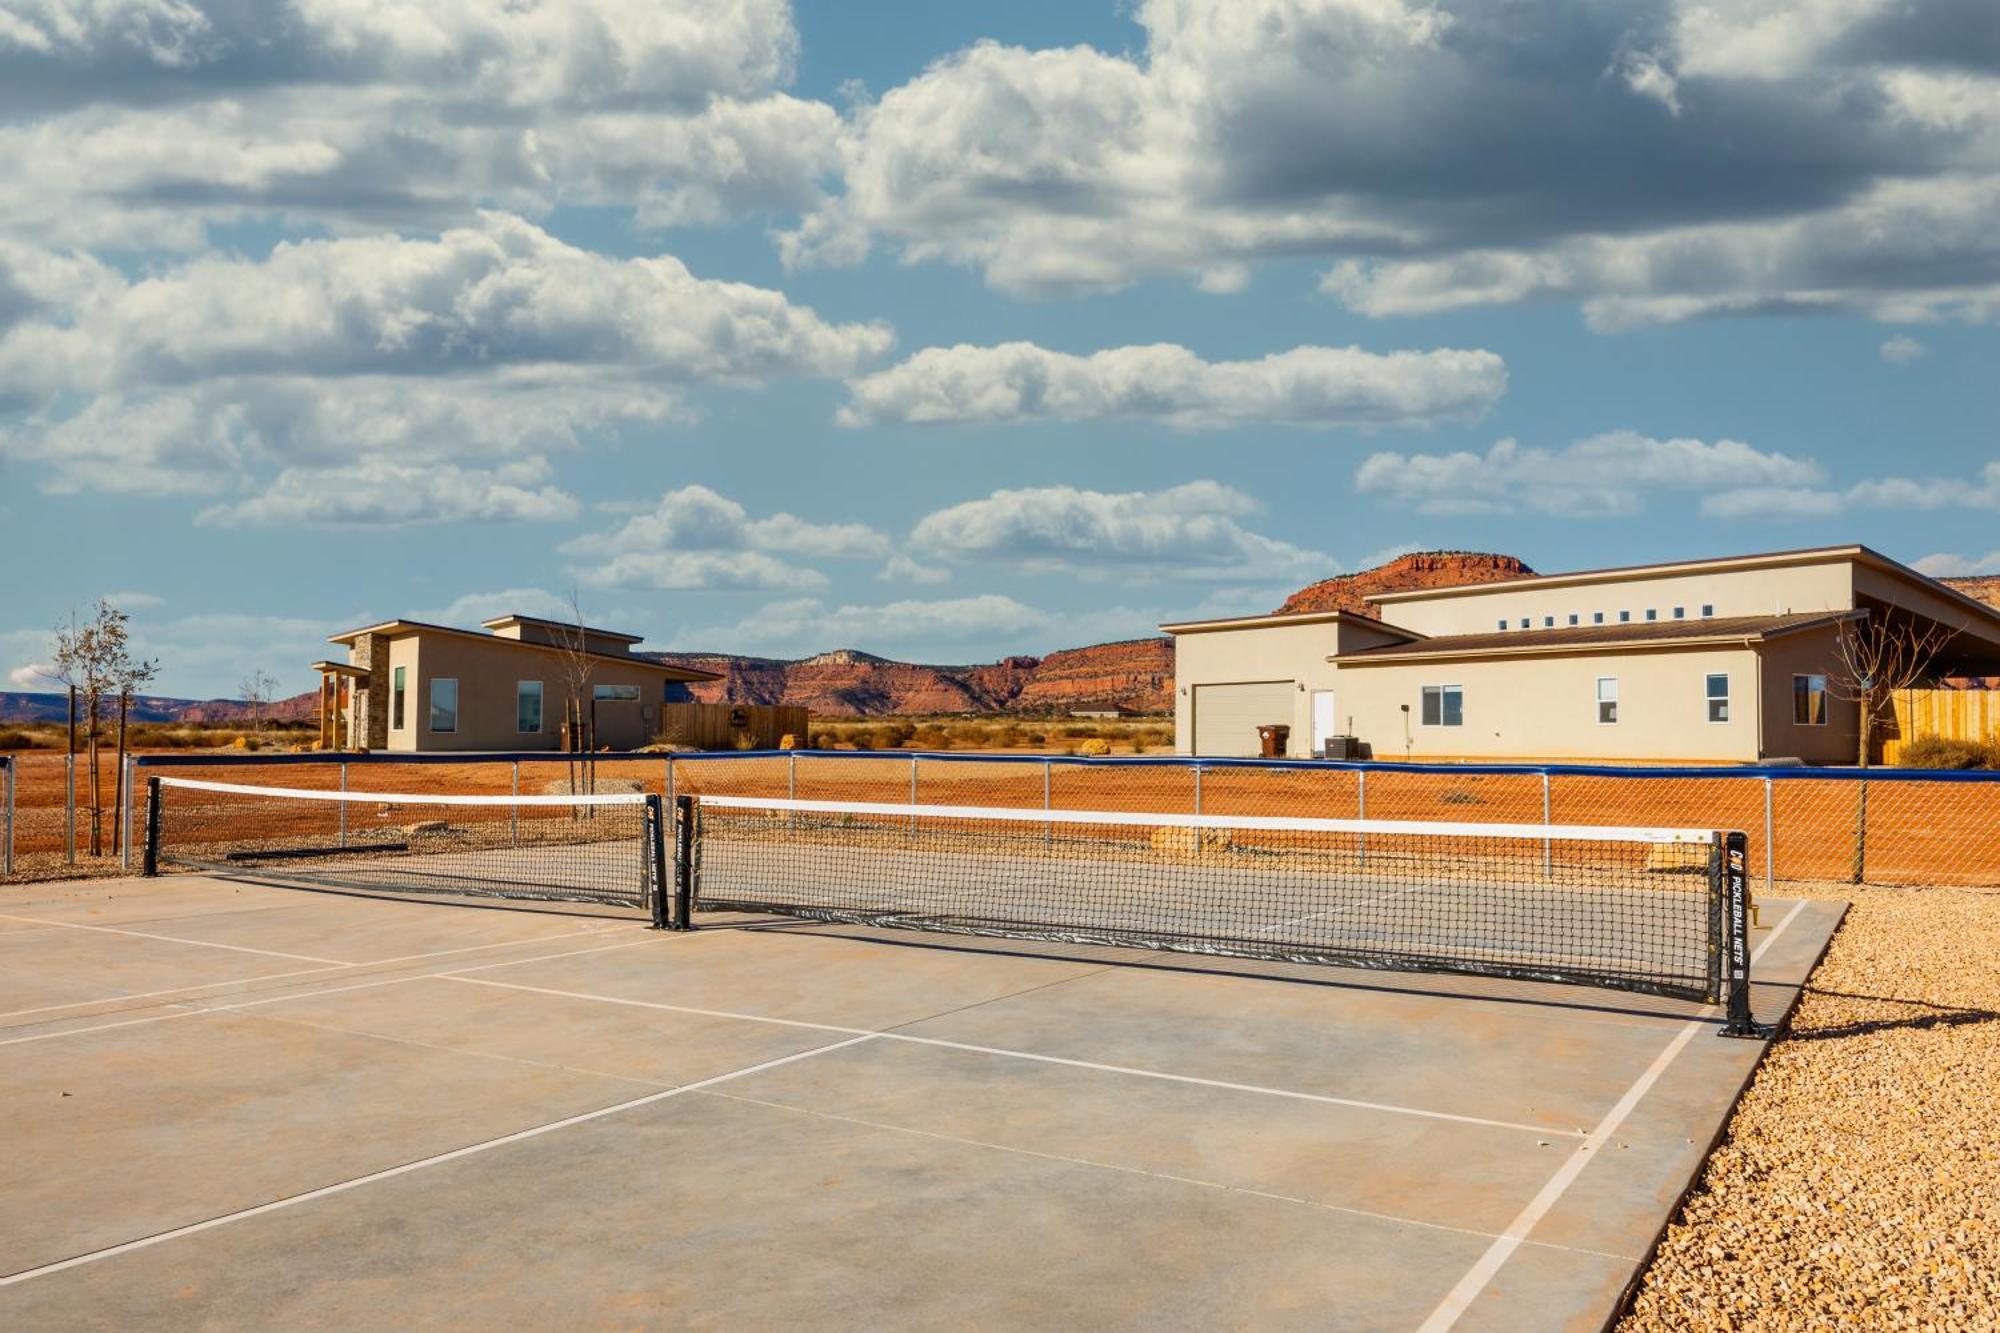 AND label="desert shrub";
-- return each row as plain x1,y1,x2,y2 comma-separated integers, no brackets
1895,735,1998,770
231,734,262,751
909,725,951,750
985,722,1025,749
1024,731,1047,746
1077,738,1112,756
730,732,760,752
